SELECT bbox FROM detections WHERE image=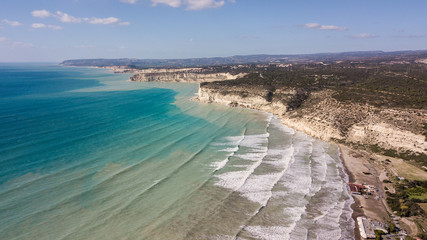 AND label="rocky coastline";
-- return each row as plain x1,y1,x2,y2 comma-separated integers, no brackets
129,68,246,83
194,82,427,239
195,84,427,156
